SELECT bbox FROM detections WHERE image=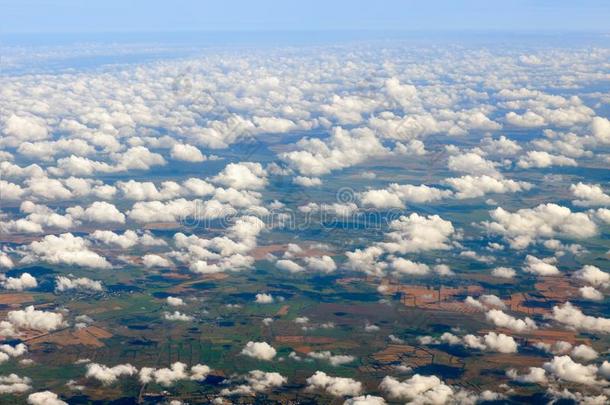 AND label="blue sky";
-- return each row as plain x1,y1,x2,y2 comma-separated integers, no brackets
1,0,609,34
